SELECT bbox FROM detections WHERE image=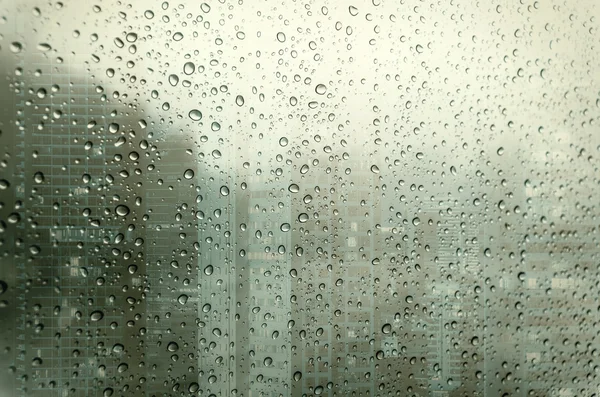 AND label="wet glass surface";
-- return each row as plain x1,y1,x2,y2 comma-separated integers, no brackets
1,0,600,396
